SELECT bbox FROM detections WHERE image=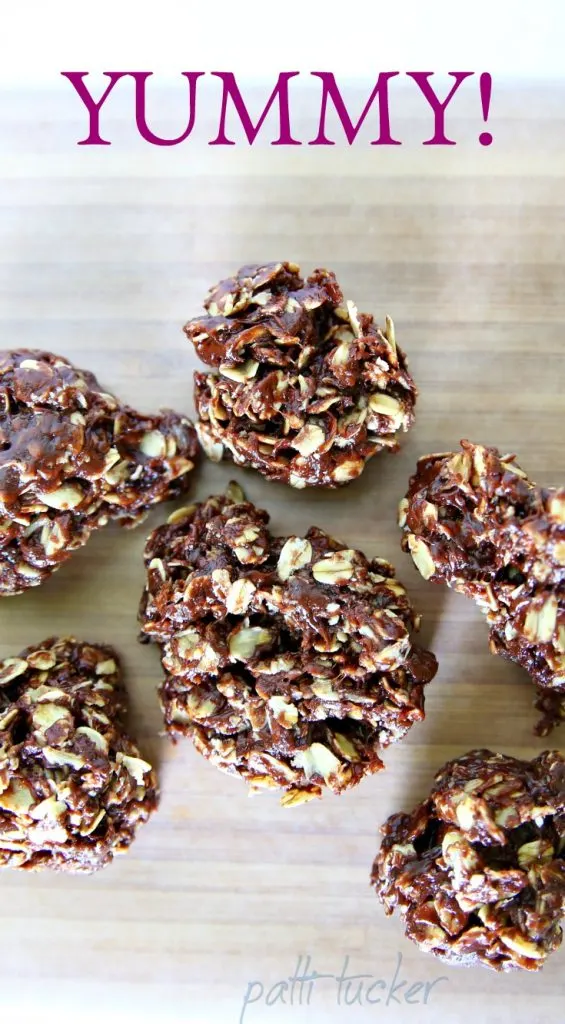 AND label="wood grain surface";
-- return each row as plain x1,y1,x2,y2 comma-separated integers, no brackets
0,81,563,1024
